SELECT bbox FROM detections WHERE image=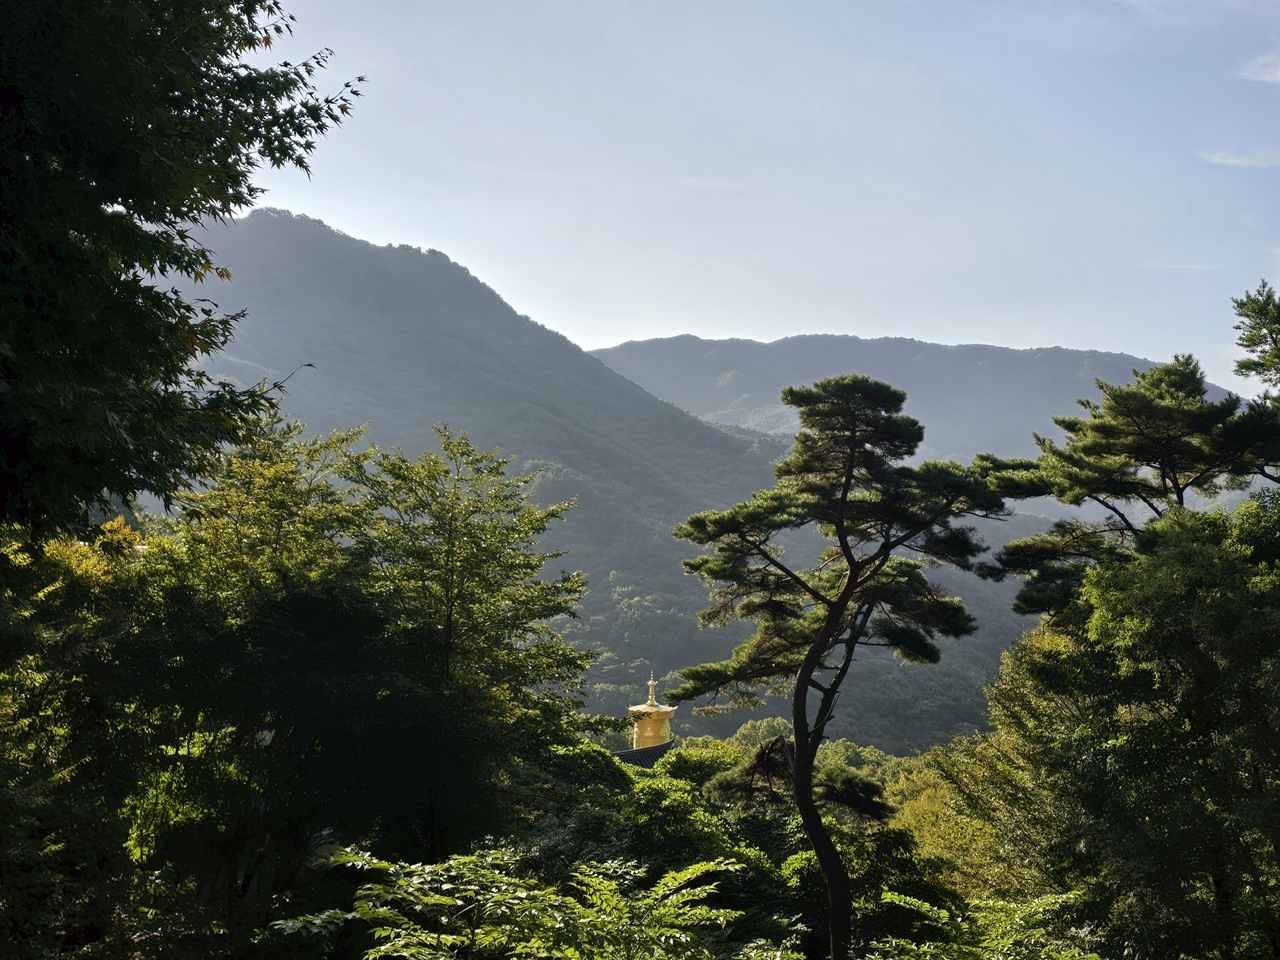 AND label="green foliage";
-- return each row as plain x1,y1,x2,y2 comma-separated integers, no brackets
816,740,918,790
567,857,746,960
1234,280,1280,388
621,775,739,872
980,353,1280,618
884,765,1003,902
905,315,1280,958
521,732,802,952
0,521,148,957
934,496,1280,959
116,424,383,948
727,717,794,752
1232,281,1280,489
652,739,745,788
780,826,961,953
338,425,592,858
928,314,1280,958
896,735,1061,905
0,419,597,954
0,425,389,954
863,892,1103,960
277,847,770,960
0,2,361,531
1033,355,1252,511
